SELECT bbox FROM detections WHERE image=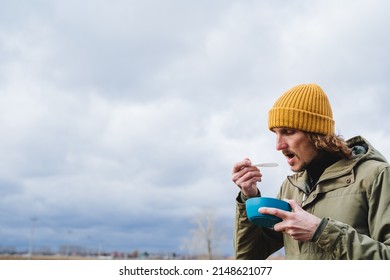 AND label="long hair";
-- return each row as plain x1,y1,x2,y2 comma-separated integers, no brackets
305,133,352,159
